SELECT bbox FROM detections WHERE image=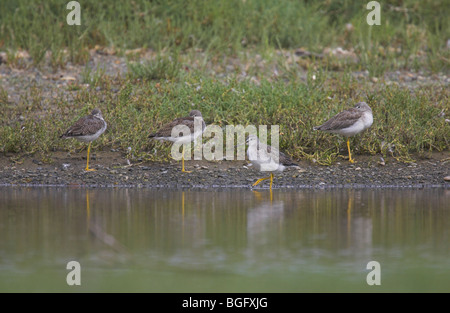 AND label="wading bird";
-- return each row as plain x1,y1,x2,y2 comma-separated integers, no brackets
60,108,107,171
246,134,298,189
149,110,206,173
313,102,373,163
